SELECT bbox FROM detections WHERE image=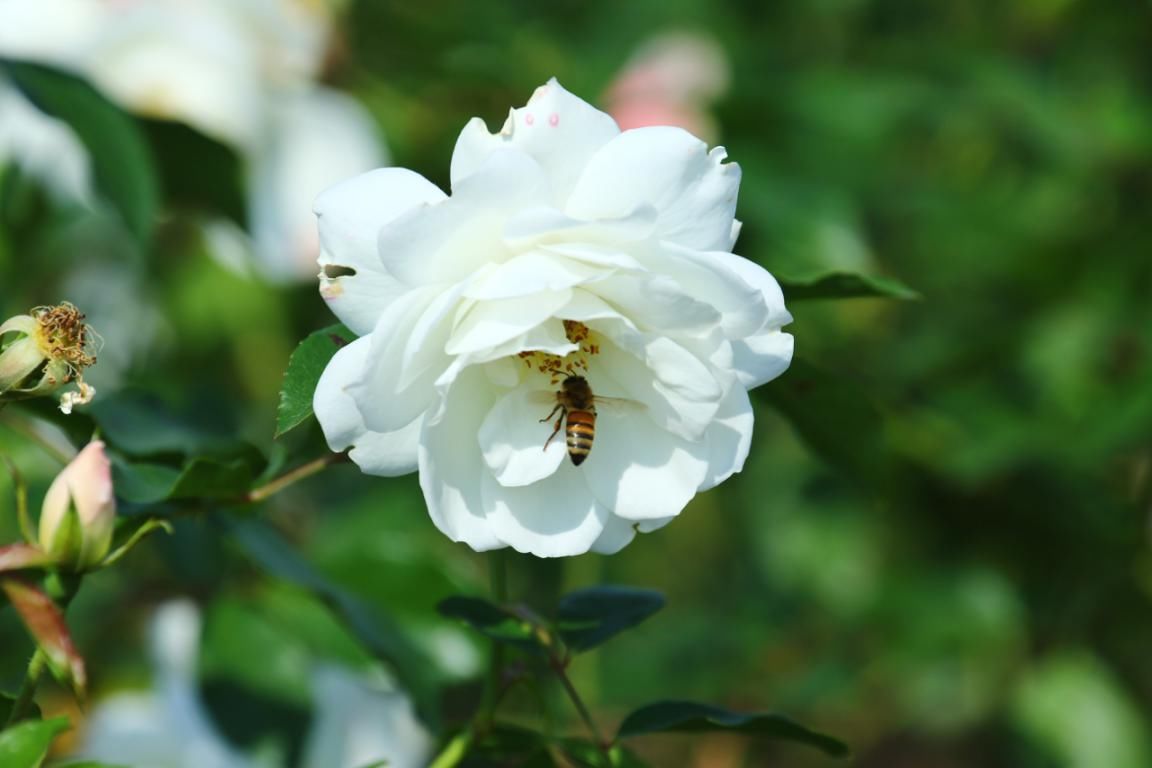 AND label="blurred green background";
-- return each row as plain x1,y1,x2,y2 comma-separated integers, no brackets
2,0,1151,766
